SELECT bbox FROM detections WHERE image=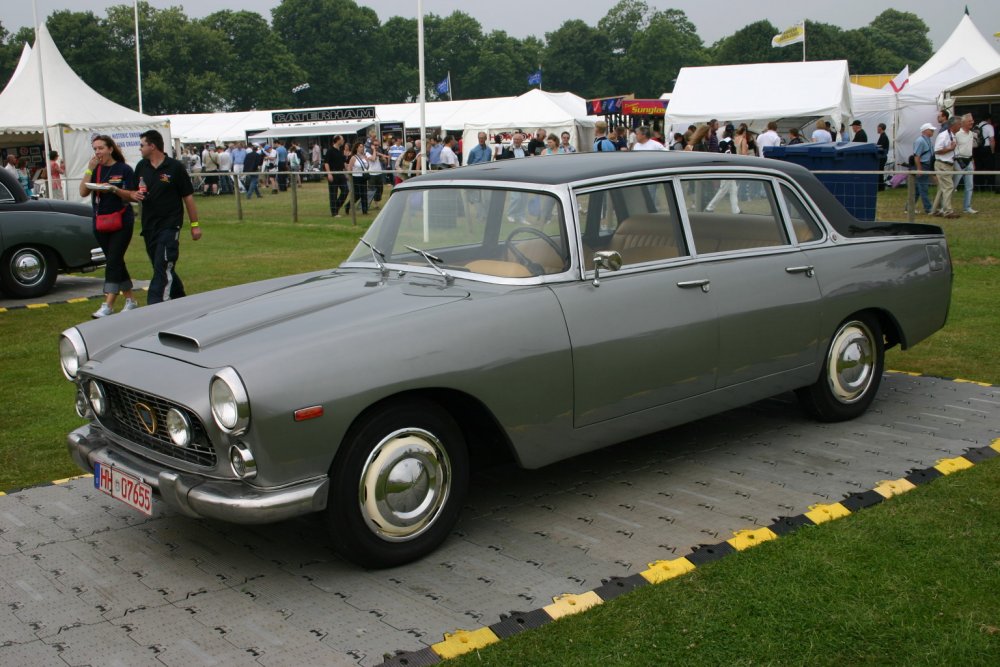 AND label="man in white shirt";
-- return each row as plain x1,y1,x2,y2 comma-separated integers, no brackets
756,121,782,156
438,135,459,168
3,155,17,176
630,126,666,151
932,116,961,218
954,114,976,214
